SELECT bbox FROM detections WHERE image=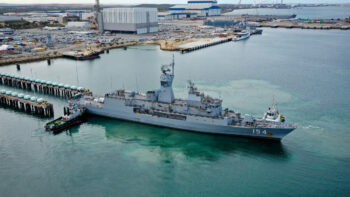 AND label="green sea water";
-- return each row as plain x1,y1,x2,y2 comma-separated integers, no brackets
0,28,349,196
